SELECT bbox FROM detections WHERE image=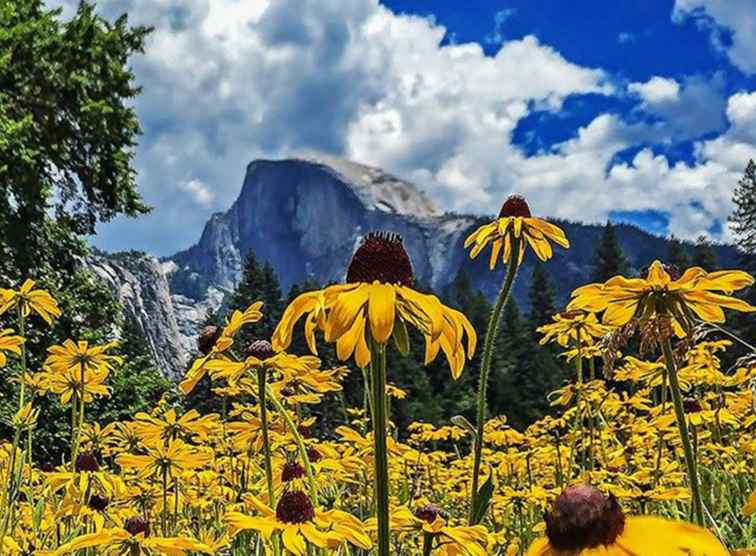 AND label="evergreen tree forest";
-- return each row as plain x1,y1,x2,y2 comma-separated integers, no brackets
729,159,756,354
208,251,572,435
204,182,756,436
592,221,630,281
